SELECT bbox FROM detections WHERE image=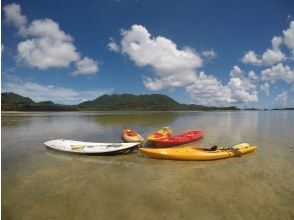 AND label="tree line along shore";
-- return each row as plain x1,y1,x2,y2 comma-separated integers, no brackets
2,92,292,111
